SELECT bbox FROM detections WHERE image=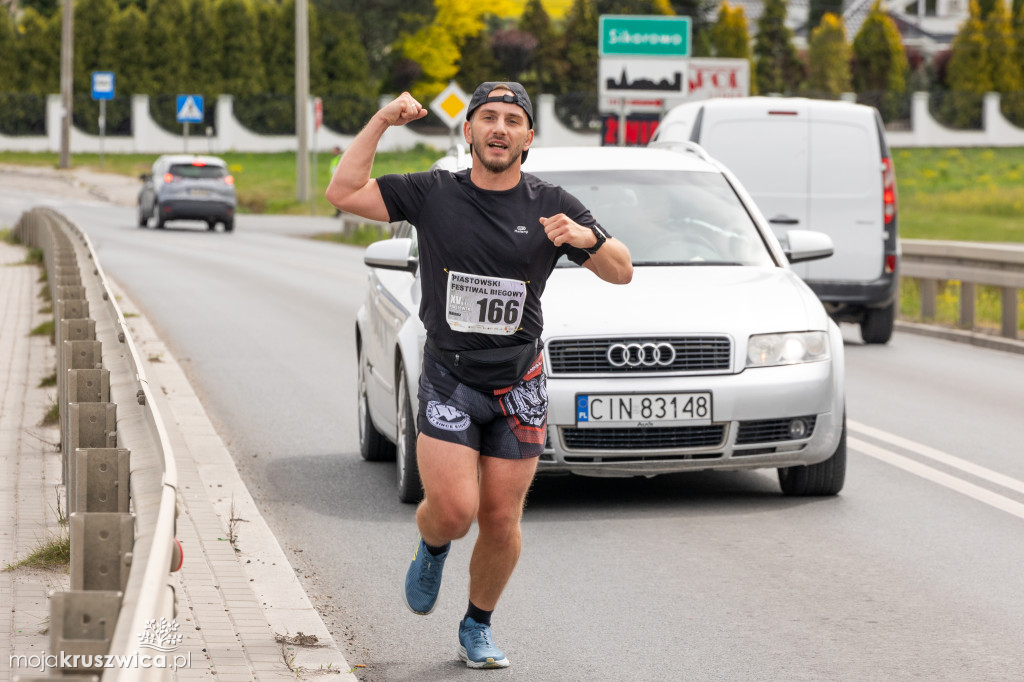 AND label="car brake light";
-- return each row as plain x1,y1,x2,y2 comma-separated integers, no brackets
192,161,206,167
882,157,897,226
224,175,234,186
163,172,174,183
